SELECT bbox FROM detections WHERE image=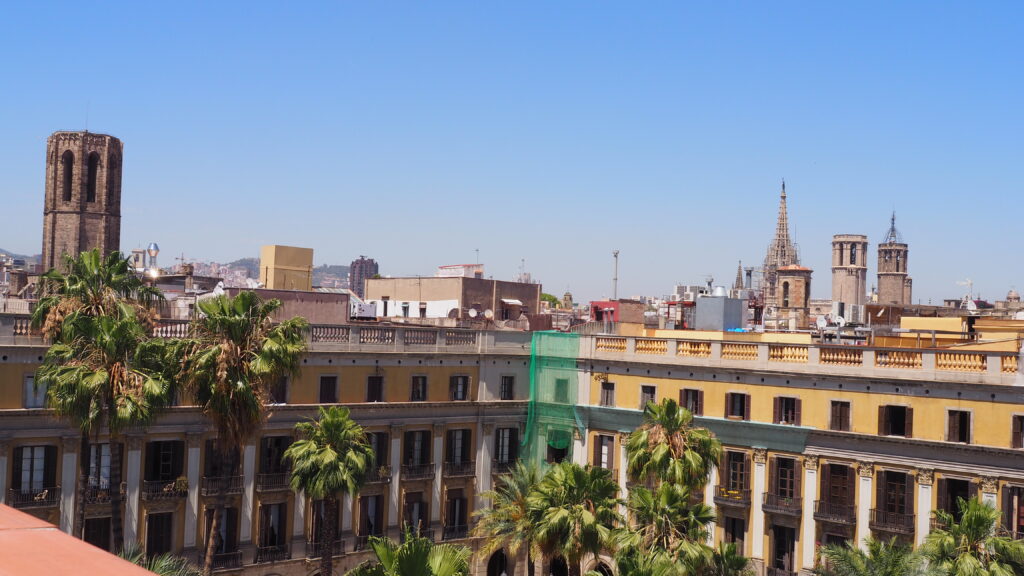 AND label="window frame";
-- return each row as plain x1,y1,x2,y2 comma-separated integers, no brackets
410,375,428,402
318,375,338,404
